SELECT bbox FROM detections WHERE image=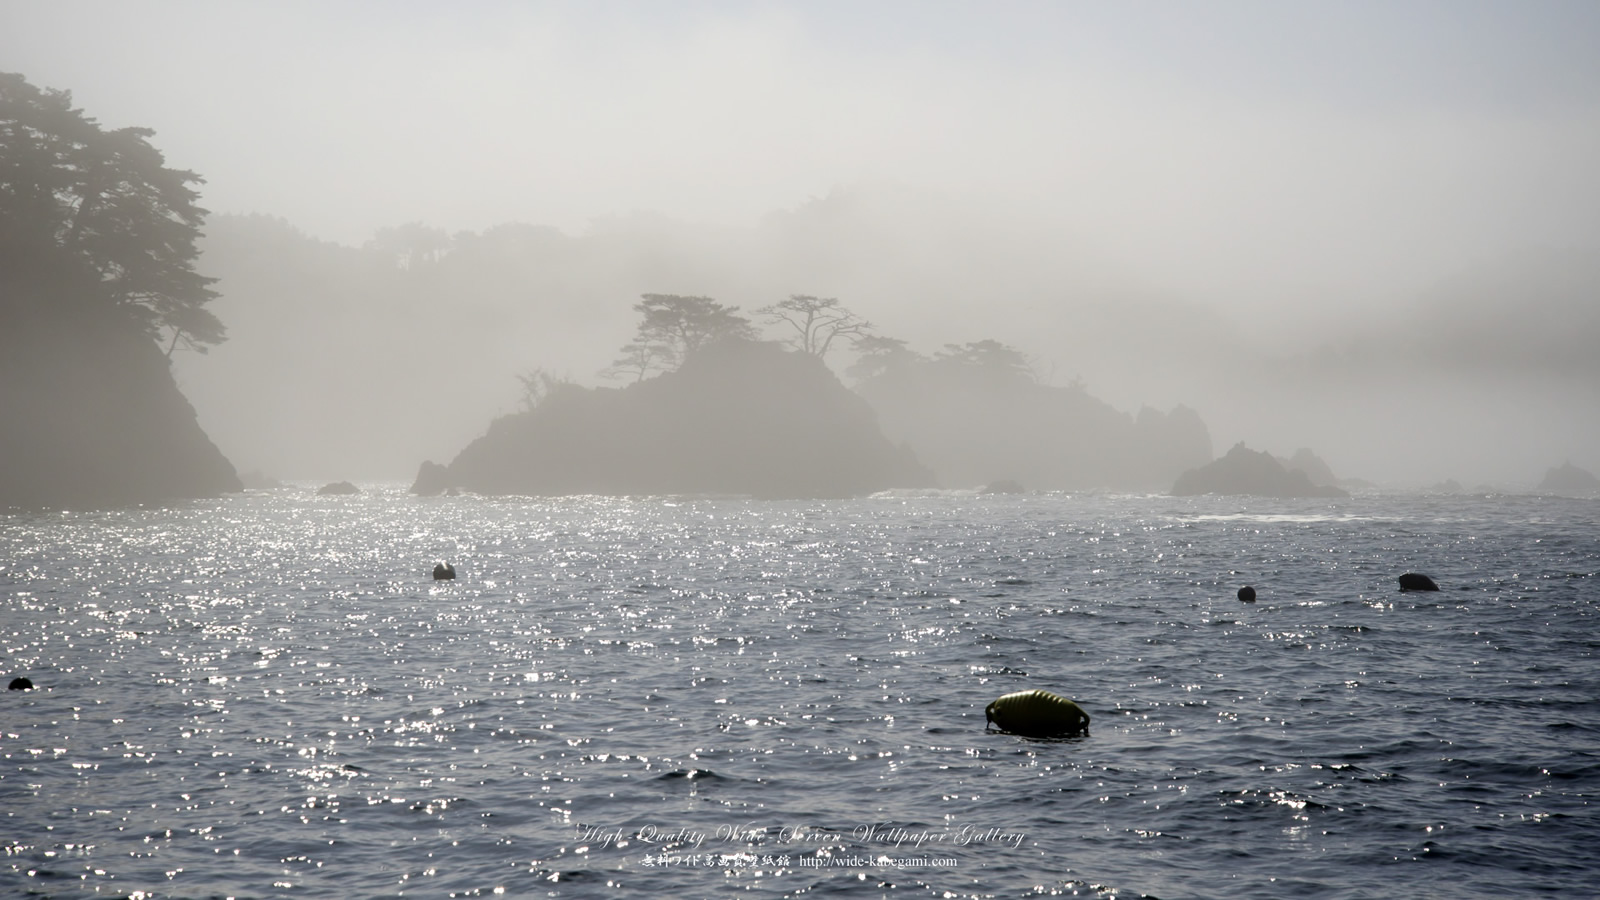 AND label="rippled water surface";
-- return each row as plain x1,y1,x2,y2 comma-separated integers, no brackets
2,488,1596,898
